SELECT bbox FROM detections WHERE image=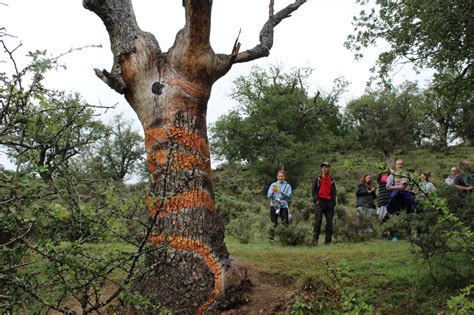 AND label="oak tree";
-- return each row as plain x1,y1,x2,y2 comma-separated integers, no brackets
211,66,347,186
83,0,306,313
345,82,423,164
